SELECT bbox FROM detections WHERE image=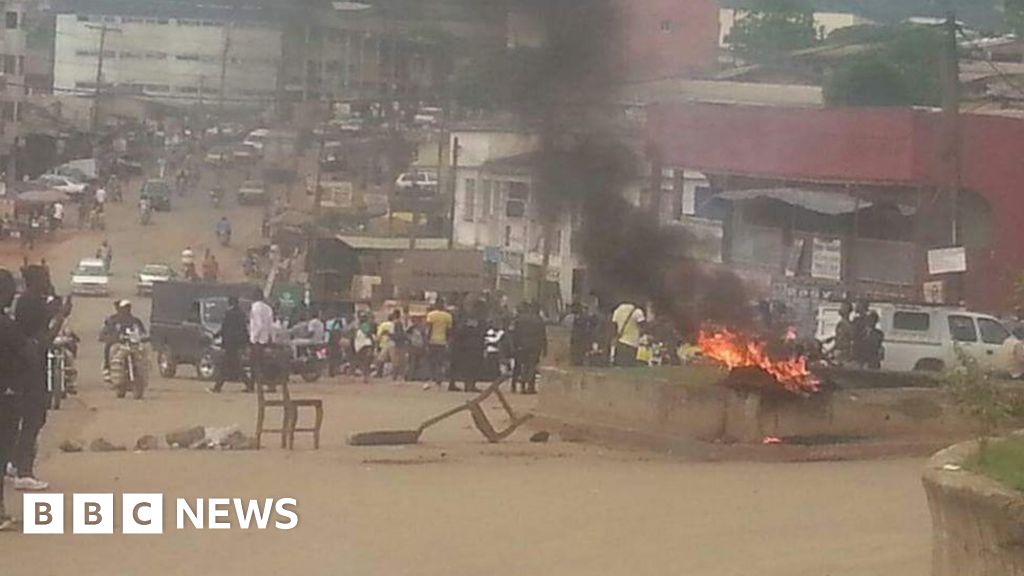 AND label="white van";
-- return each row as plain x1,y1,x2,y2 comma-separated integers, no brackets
816,302,1024,376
